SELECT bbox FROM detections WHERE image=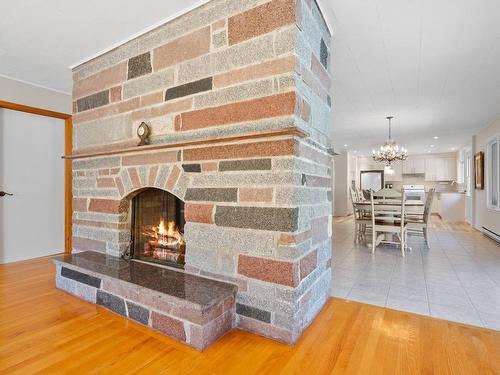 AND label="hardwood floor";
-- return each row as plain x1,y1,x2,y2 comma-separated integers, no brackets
1,257,499,374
